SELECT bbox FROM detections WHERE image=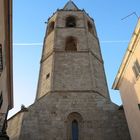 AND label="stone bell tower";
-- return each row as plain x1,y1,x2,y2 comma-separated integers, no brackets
7,1,130,140
36,0,110,100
